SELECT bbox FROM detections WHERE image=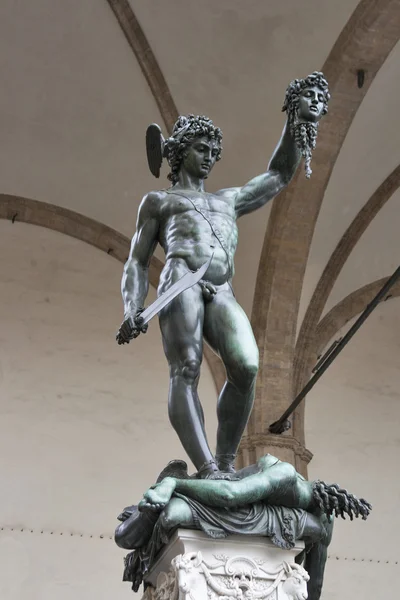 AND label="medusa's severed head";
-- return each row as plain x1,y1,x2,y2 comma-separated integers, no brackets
283,71,330,123
282,71,330,178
